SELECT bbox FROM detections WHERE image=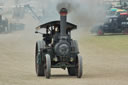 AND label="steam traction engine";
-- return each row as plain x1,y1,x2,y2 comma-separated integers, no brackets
35,8,83,79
